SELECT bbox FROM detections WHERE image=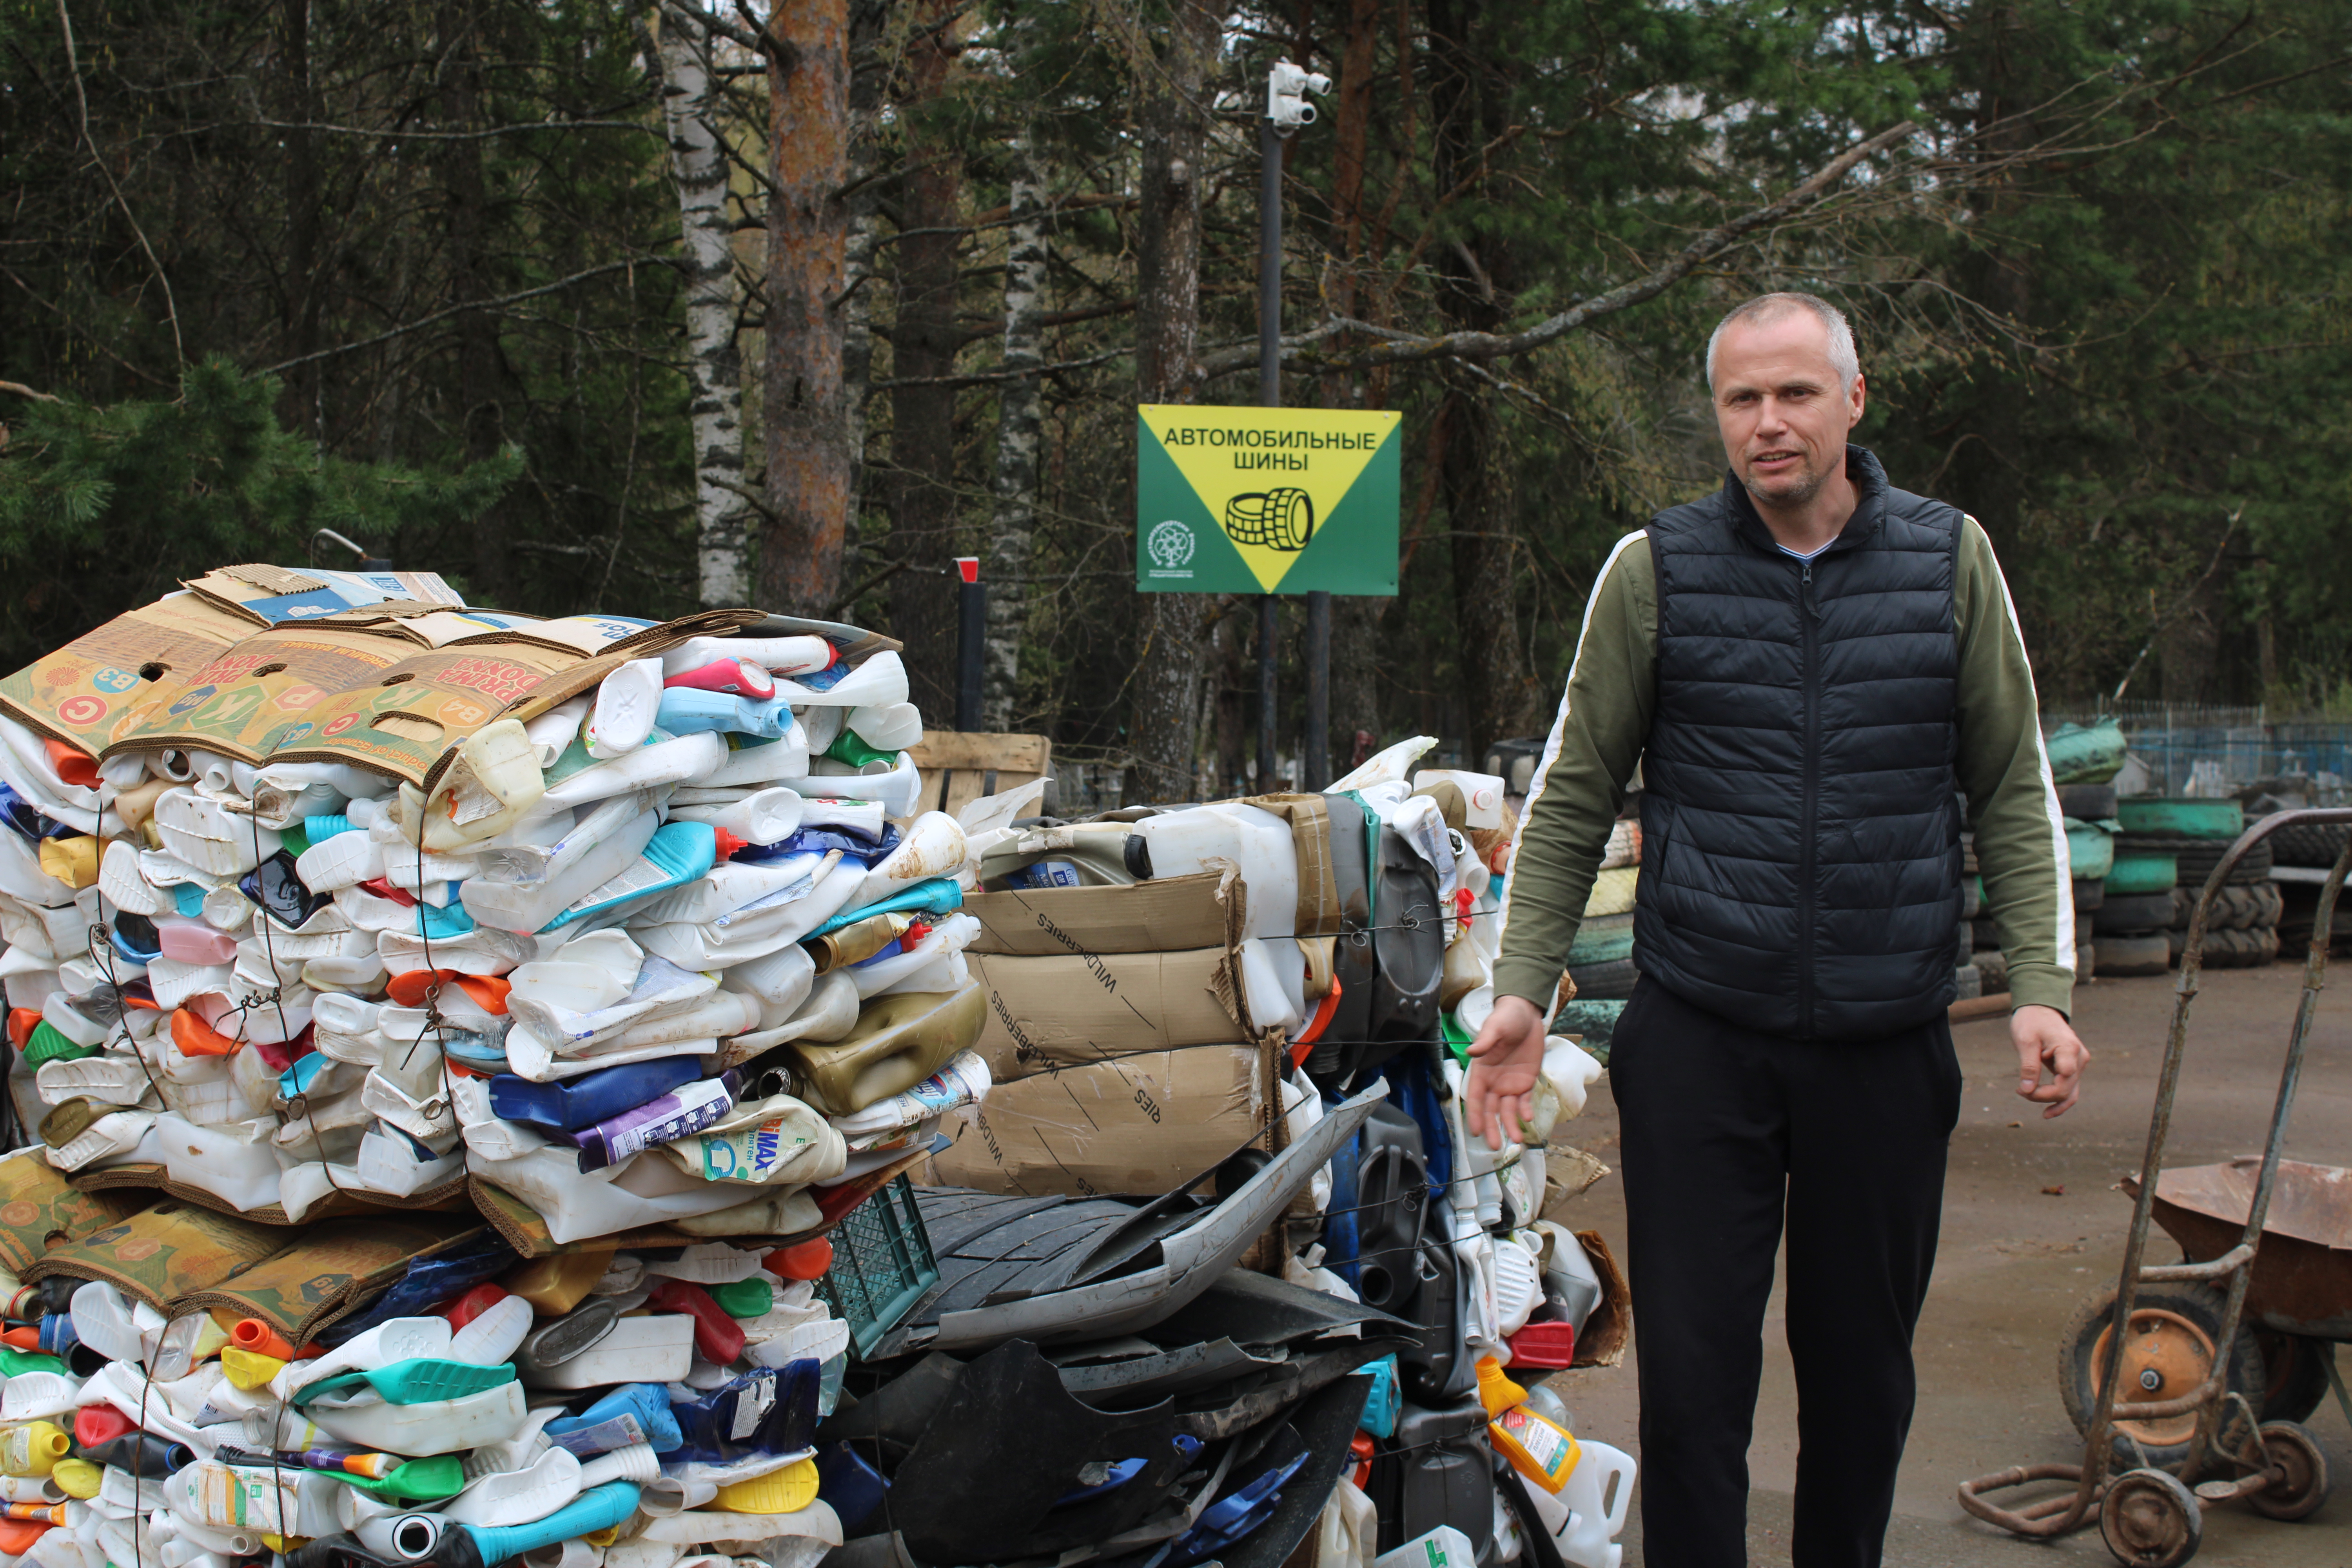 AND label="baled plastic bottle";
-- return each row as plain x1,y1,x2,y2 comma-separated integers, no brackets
1475,1356,1580,1494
